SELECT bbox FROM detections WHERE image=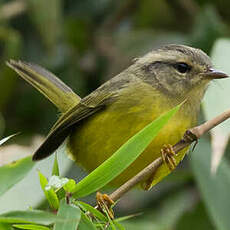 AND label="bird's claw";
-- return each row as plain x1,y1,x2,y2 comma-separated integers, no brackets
161,144,176,170
96,192,115,219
